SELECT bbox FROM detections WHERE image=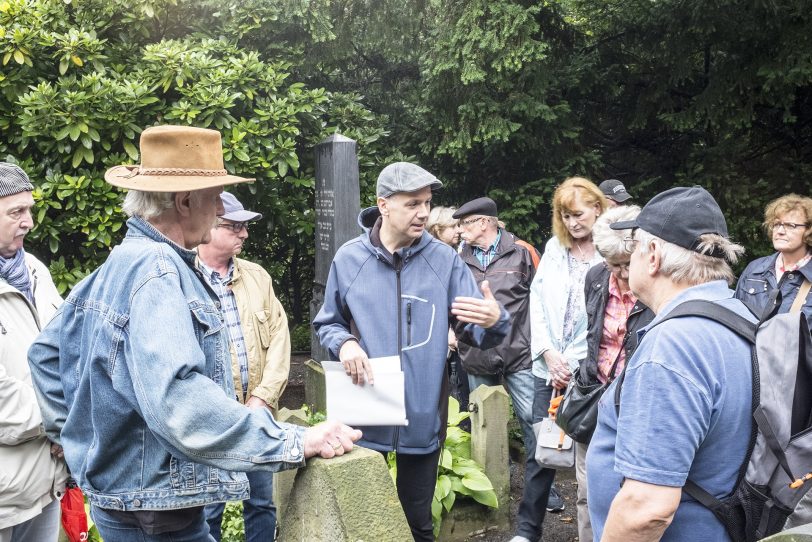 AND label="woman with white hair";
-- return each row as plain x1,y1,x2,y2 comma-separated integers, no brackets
571,205,655,542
